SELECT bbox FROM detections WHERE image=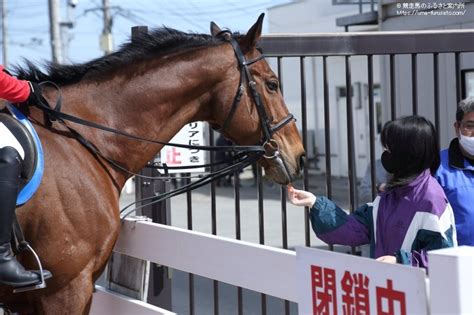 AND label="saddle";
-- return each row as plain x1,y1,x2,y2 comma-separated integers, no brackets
0,103,44,206
0,104,48,293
